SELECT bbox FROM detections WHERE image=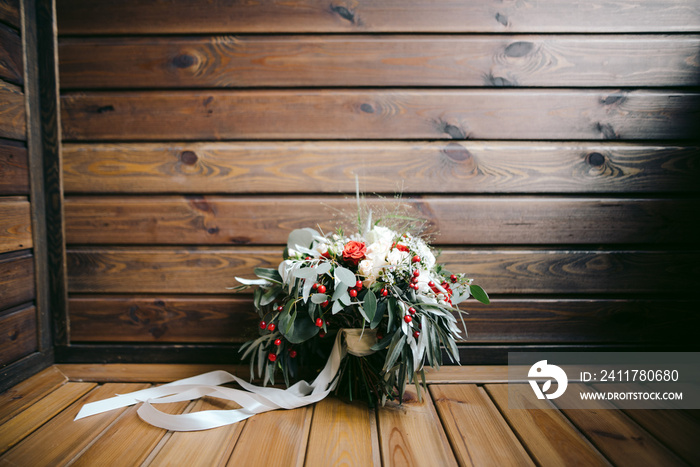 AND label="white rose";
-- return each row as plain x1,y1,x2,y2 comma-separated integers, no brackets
386,248,409,266
358,259,376,285
315,243,328,256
